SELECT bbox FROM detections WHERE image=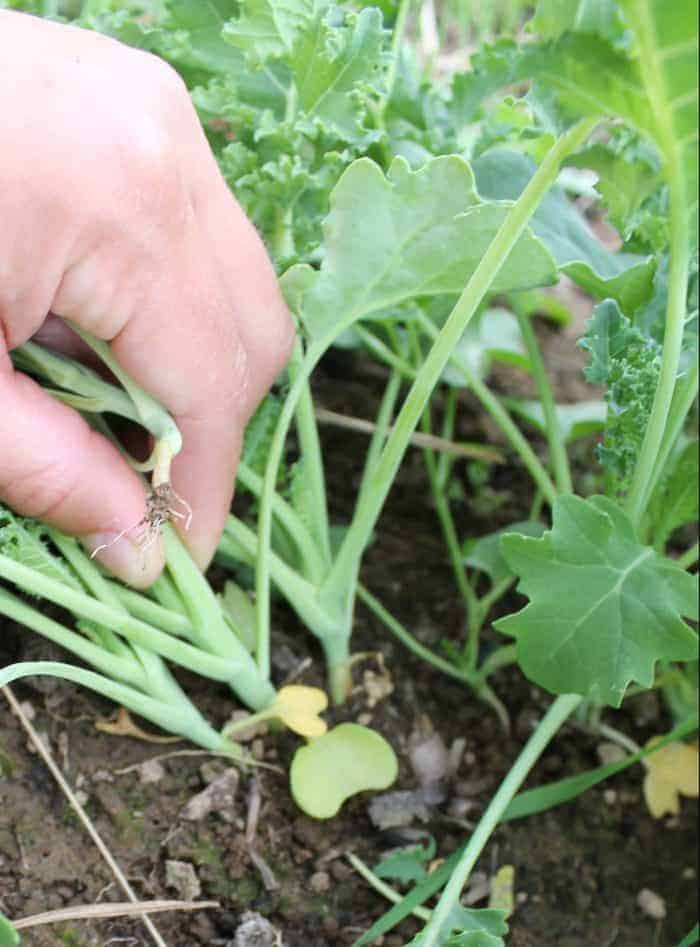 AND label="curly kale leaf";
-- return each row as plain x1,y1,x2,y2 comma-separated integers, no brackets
579,300,662,490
